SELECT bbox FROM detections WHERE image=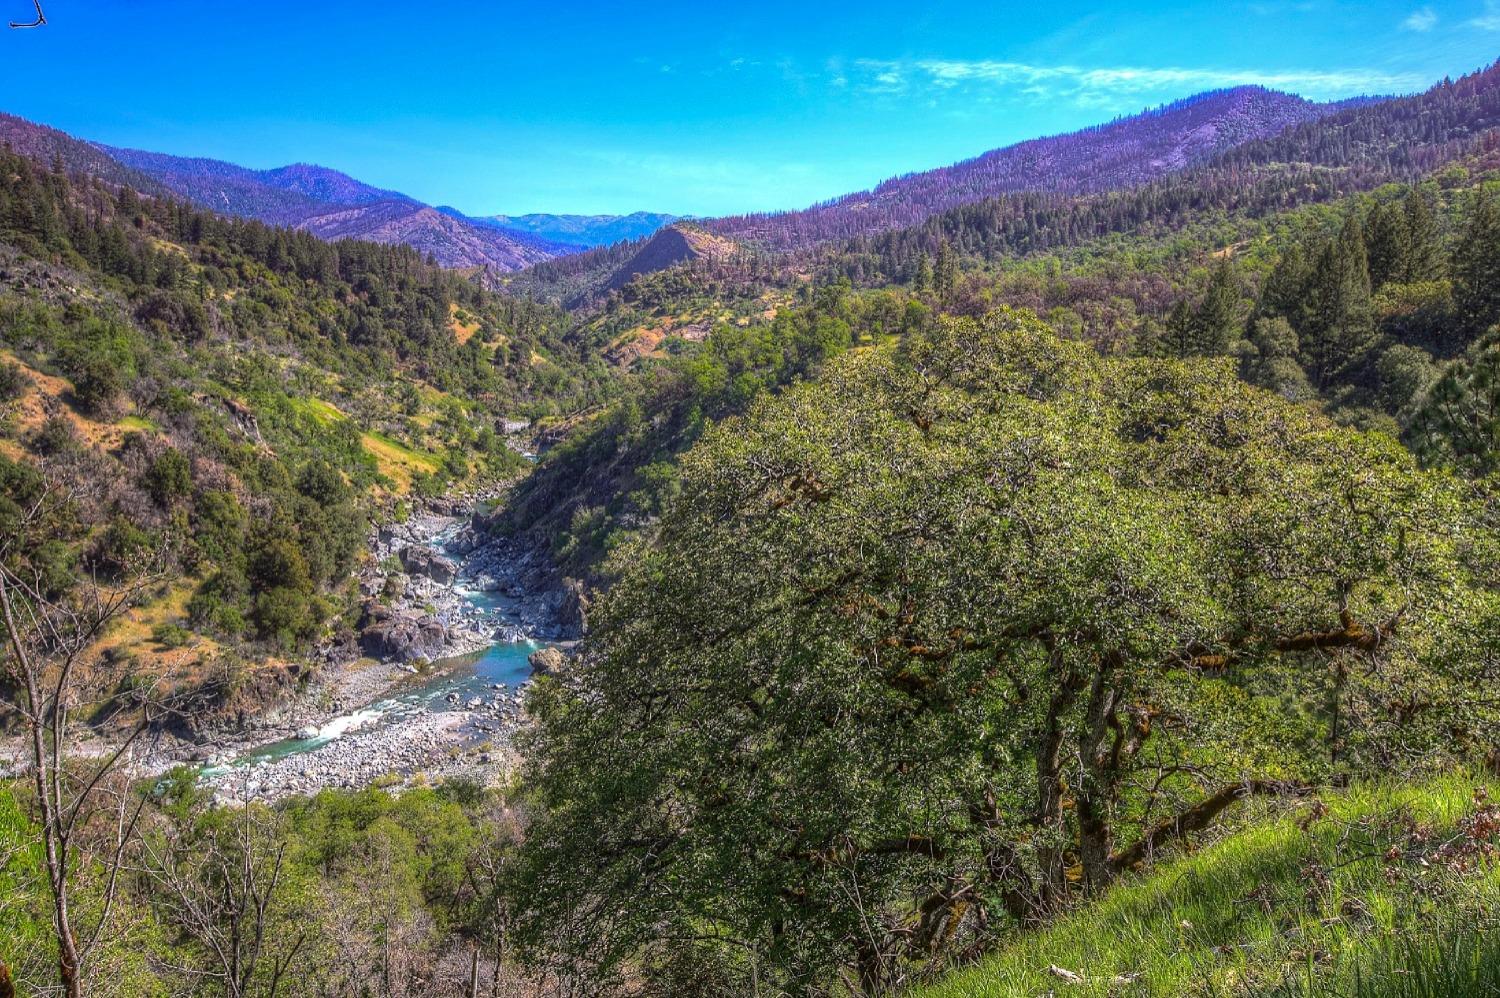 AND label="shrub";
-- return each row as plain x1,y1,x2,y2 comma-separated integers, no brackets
144,448,193,507
151,623,191,649
0,360,31,402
